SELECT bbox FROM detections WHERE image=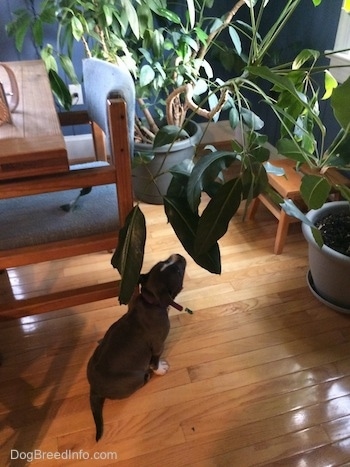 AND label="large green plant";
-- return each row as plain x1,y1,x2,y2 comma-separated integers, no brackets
7,0,245,142
114,0,350,303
